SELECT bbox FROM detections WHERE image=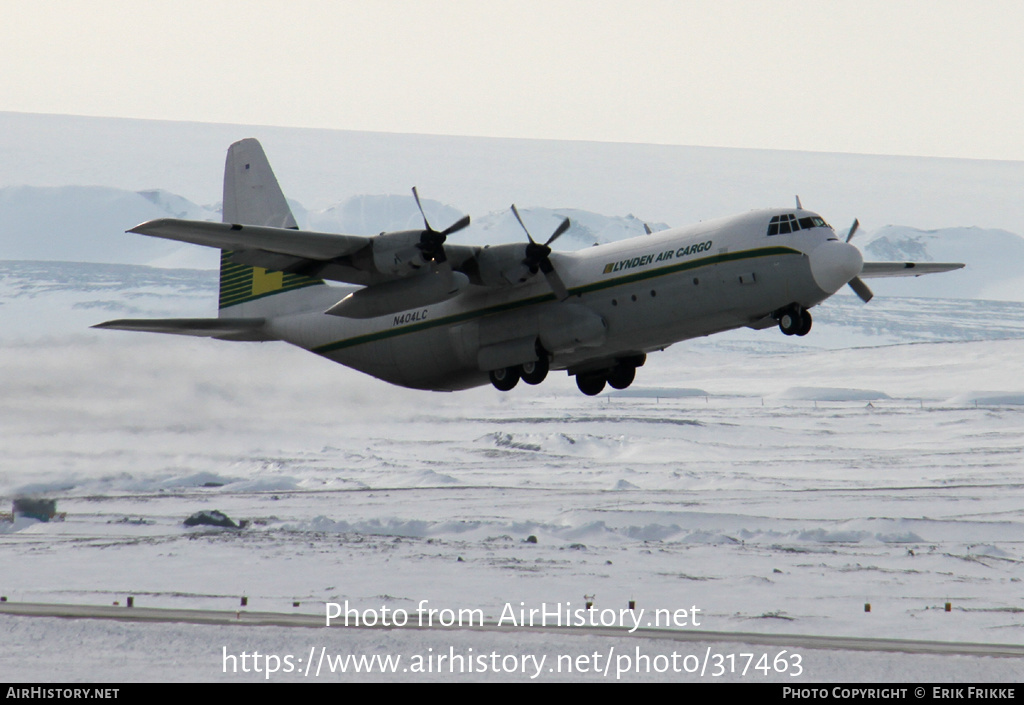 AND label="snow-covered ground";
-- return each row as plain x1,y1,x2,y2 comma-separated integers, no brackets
1,114,1023,681
1,262,1023,682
